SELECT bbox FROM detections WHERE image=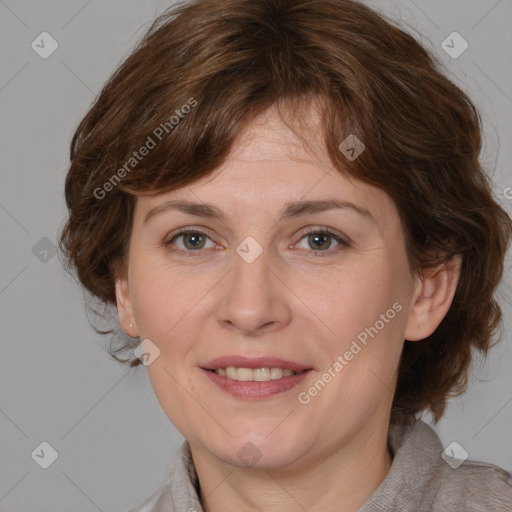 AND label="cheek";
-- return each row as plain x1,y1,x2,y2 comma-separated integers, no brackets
295,257,409,393
129,256,208,339
131,275,176,339
128,257,226,382
304,261,403,340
